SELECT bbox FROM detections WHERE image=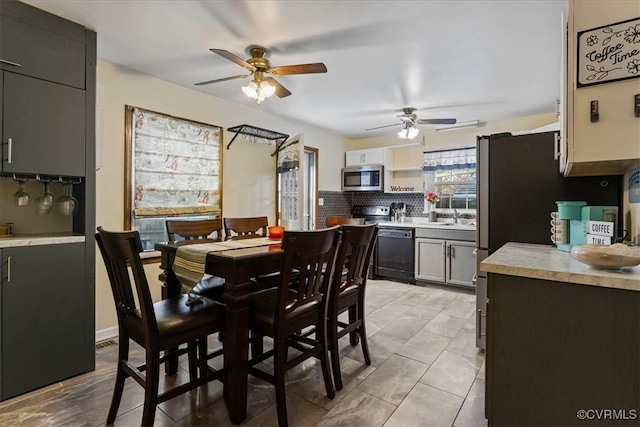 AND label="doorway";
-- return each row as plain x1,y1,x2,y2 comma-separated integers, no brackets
303,146,318,230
